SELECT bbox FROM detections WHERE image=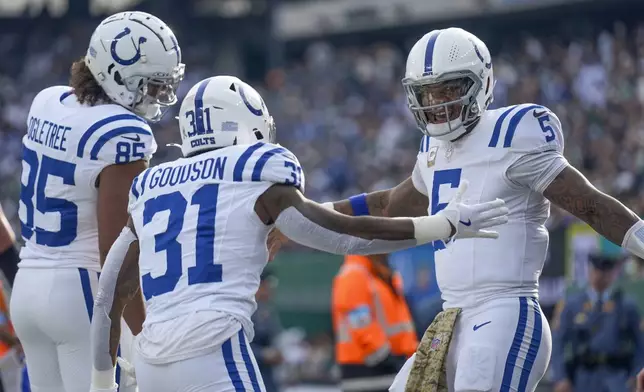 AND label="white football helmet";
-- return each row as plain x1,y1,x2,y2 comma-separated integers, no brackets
178,76,276,157
85,11,184,122
403,27,494,141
